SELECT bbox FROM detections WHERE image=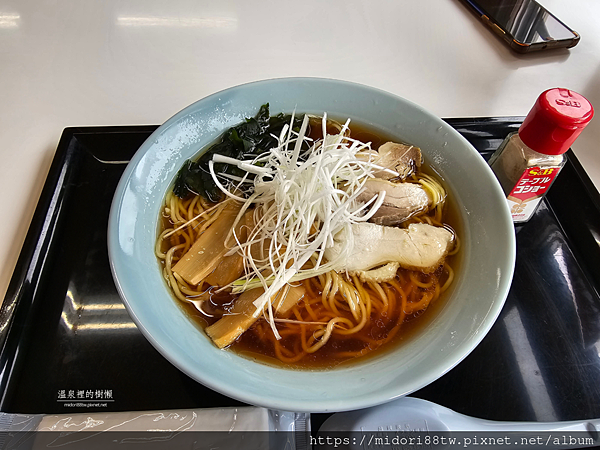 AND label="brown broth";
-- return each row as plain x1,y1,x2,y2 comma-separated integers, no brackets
159,117,463,370
229,267,451,369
